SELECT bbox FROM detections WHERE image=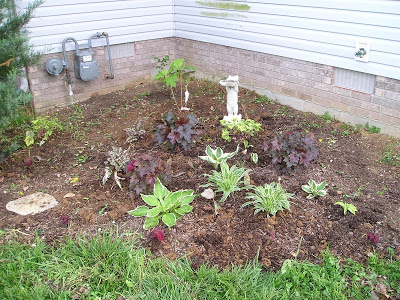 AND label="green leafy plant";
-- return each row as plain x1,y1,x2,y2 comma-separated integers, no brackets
254,95,273,104
220,118,262,142
334,201,357,215
198,144,239,169
153,56,196,110
301,179,327,199
202,161,251,203
364,122,381,134
242,182,293,217
251,152,258,164
128,178,195,229
380,139,399,167
321,112,334,123
30,116,63,146
265,131,319,175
